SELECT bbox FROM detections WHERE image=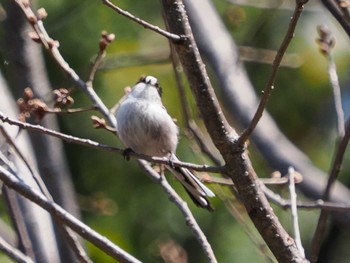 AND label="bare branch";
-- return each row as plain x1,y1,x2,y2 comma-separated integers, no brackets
288,168,305,259
0,165,142,263
0,235,34,263
163,0,306,261
316,24,345,137
238,0,309,144
263,185,350,212
138,160,217,263
0,112,223,173
102,0,183,42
